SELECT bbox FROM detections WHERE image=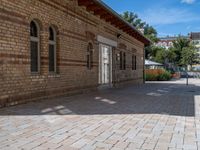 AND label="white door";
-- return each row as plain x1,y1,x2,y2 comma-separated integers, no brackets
99,44,112,86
